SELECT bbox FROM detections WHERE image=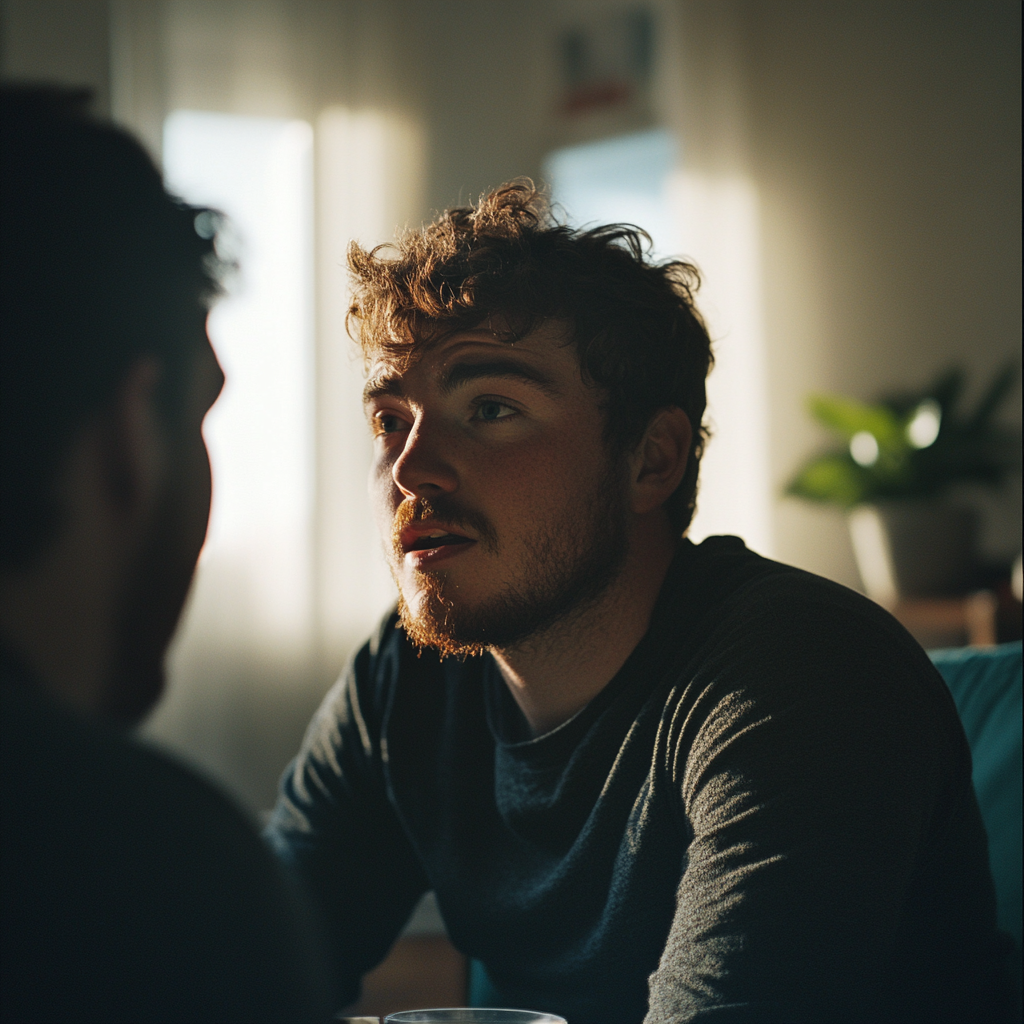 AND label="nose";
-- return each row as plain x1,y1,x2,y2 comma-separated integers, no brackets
390,418,459,499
